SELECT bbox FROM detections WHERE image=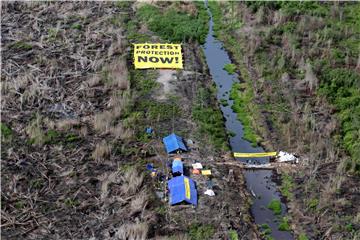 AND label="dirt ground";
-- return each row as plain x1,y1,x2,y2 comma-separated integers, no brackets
1,2,258,239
